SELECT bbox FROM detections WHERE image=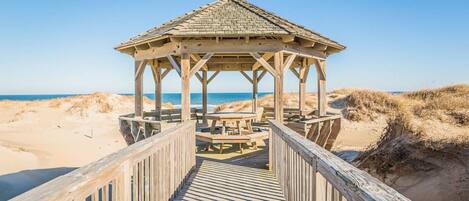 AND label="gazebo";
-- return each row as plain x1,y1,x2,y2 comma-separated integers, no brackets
14,1,409,200
116,0,345,145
